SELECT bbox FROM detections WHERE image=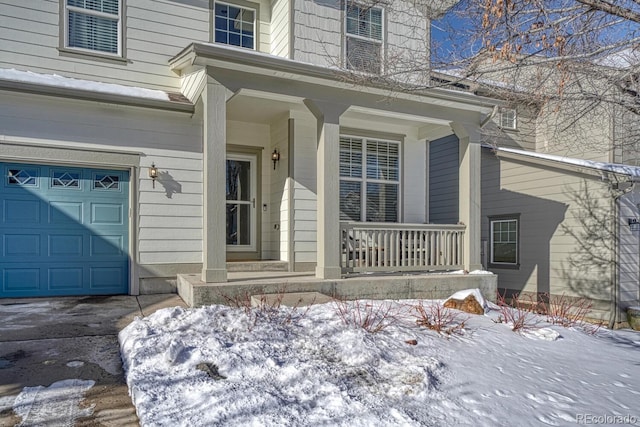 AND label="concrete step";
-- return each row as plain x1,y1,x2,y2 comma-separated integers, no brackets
226,261,289,272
